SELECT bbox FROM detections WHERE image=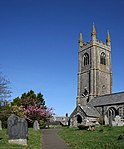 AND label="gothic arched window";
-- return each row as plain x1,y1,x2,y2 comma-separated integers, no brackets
84,53,89,66
100,52,106,65
117,107,123,117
